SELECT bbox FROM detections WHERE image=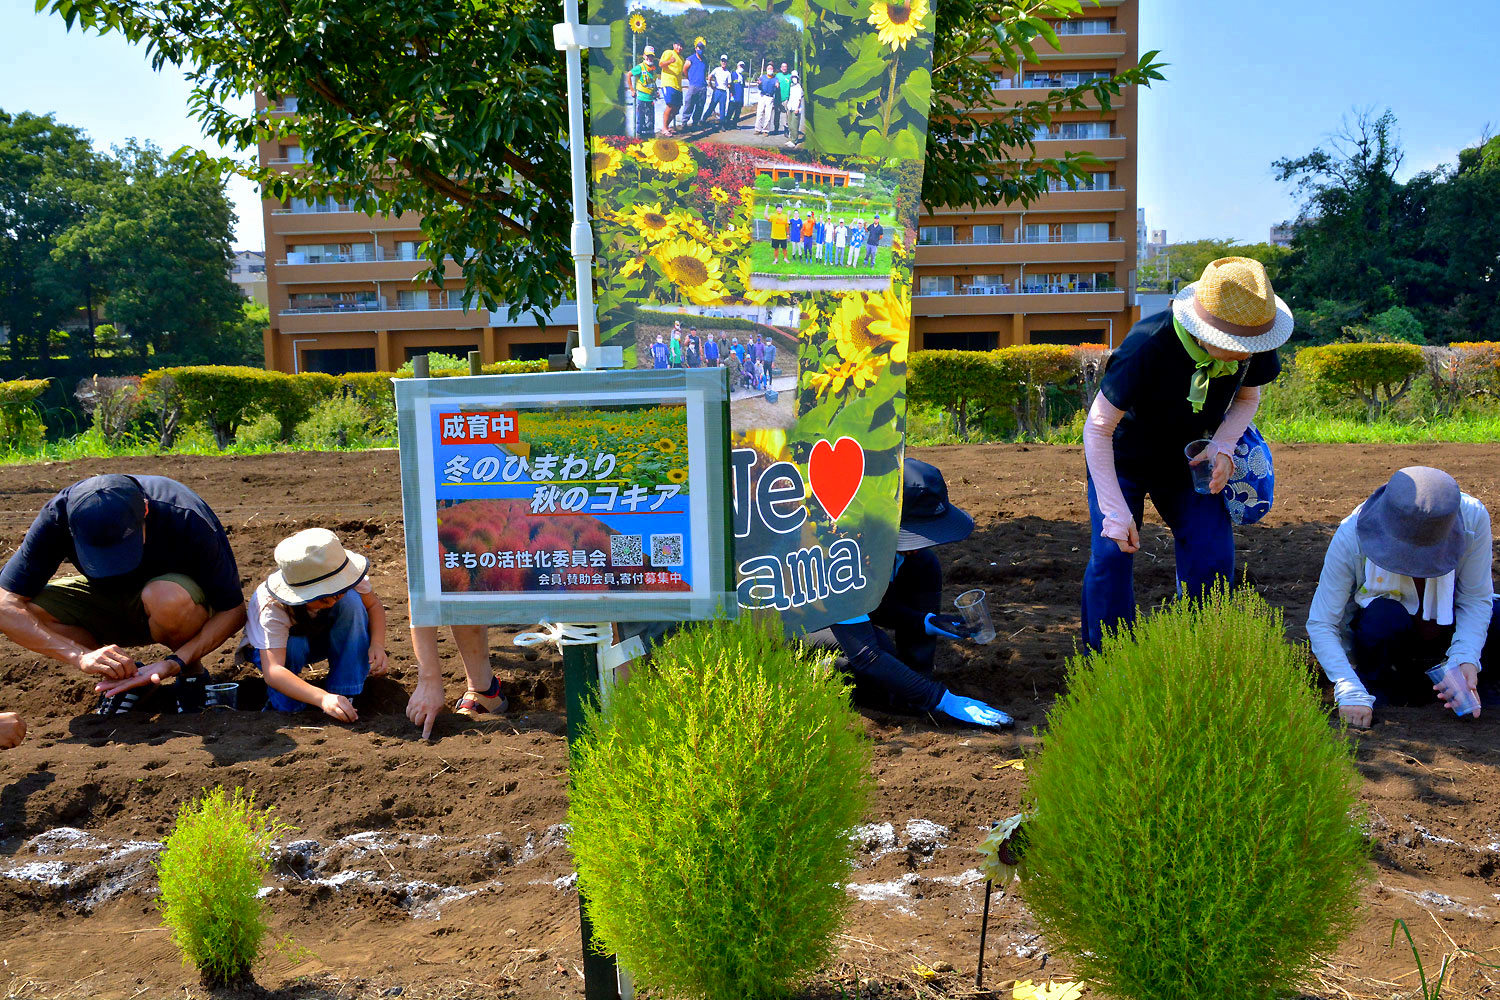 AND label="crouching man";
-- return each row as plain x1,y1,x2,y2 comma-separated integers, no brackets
1307,467,1498,728
0,474,247,715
